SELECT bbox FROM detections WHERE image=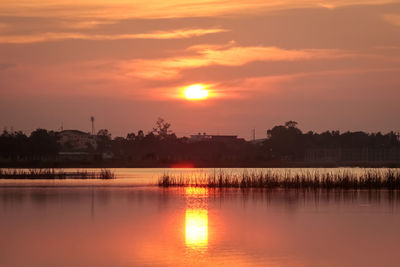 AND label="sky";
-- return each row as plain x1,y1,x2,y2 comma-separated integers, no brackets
1,0,400,139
